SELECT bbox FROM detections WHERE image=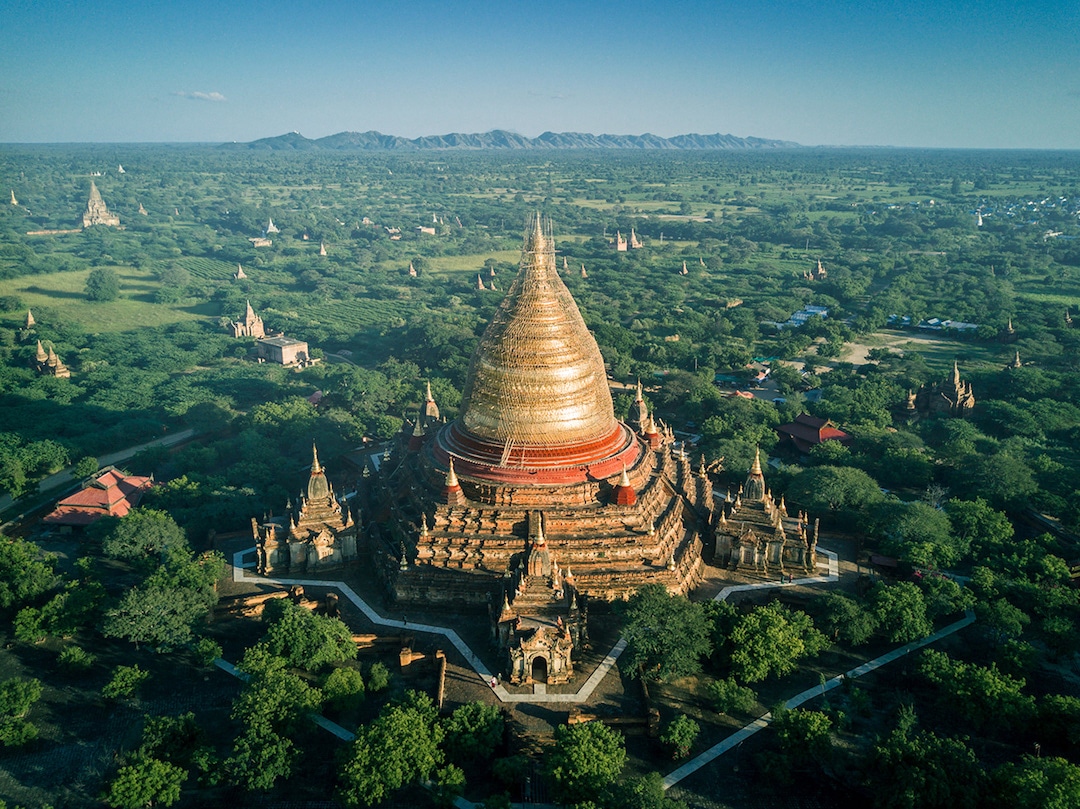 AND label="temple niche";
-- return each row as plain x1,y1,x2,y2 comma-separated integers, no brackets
915,360,975,418
377,215,712,684
714,449,818,575
255,445,358,575
81,181,120,228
